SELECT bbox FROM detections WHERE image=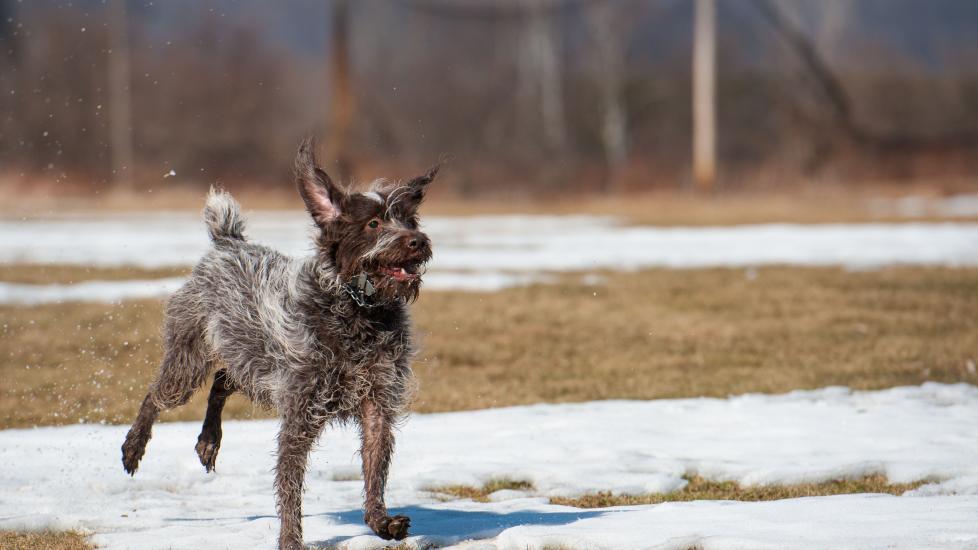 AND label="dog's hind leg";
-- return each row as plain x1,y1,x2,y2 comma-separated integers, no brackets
122,317,212,475
195,368,236,472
